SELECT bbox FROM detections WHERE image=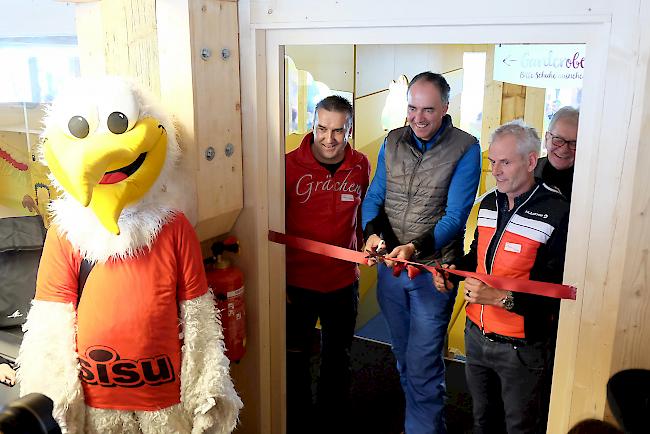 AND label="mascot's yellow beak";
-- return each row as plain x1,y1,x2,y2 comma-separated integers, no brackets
44,117,167,235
